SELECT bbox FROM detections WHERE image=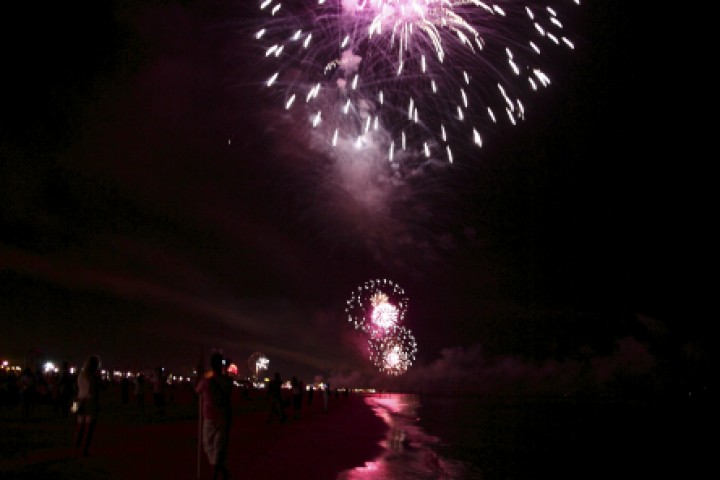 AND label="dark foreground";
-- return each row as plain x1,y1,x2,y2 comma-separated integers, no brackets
0,386,387,480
